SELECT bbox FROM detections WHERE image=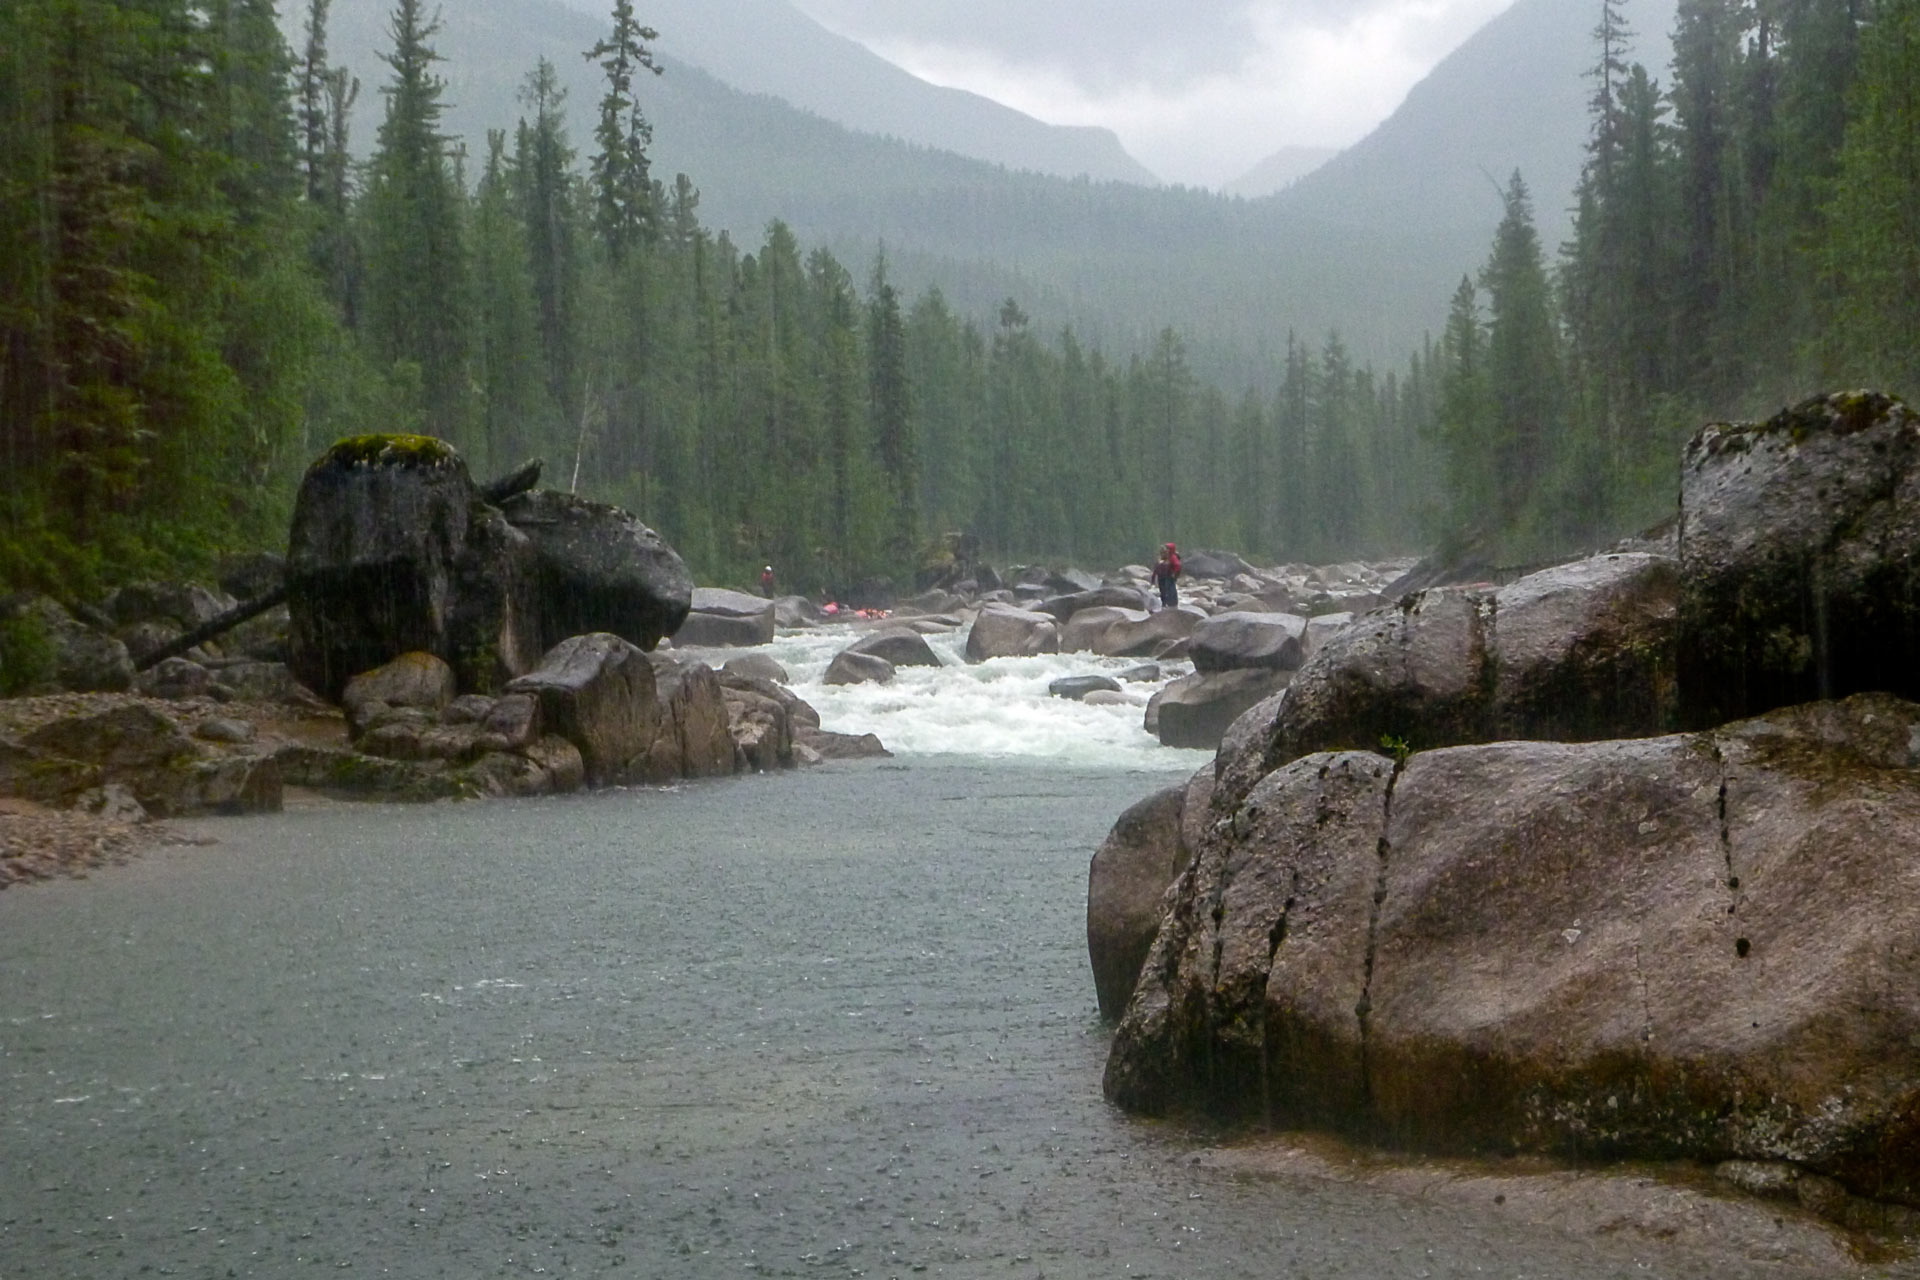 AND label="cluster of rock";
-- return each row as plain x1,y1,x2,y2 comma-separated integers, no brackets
957,559,1403,747
0,436,879,831
1089,392,1920,1221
